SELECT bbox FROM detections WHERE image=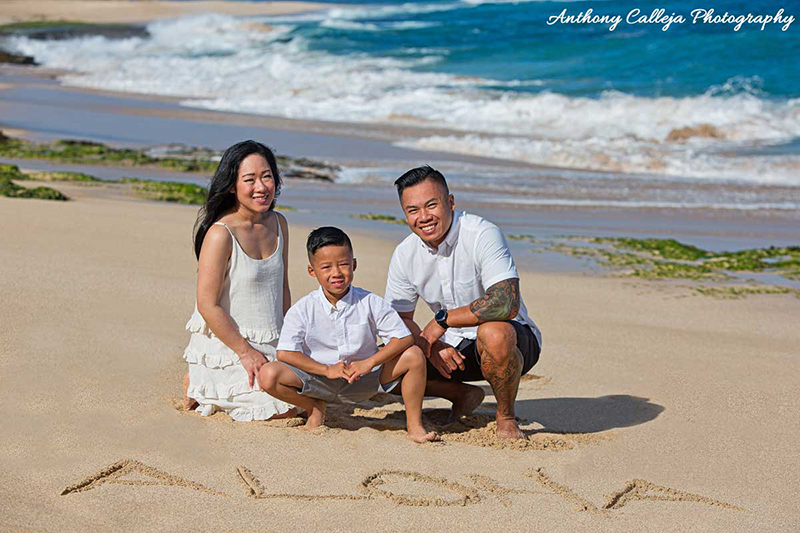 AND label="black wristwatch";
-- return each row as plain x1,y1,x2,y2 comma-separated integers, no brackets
434,309,449,330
